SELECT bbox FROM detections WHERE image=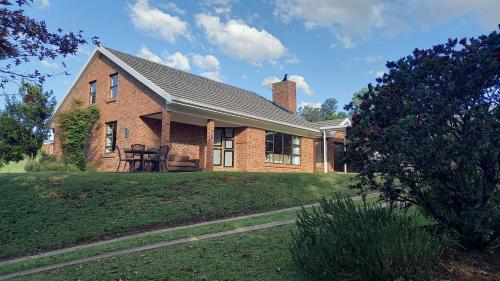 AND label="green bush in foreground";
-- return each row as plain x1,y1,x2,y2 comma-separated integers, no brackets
24,151,79,172
290,196,442,281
